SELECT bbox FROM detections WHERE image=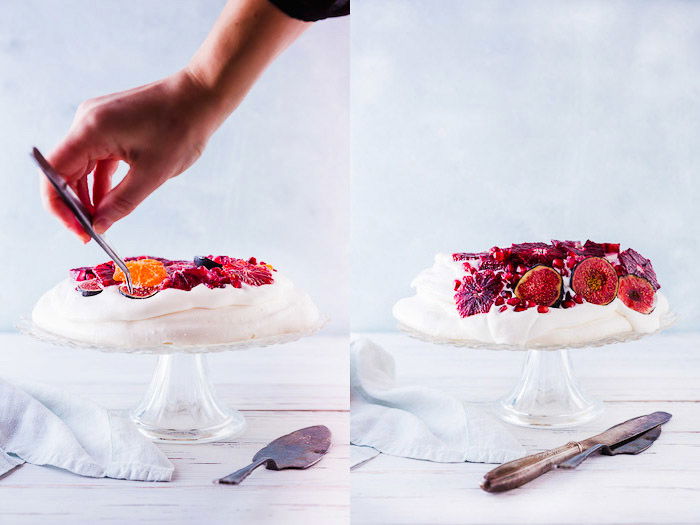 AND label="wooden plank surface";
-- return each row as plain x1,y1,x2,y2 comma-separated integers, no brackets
350,331,700,525
0,333,349,525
